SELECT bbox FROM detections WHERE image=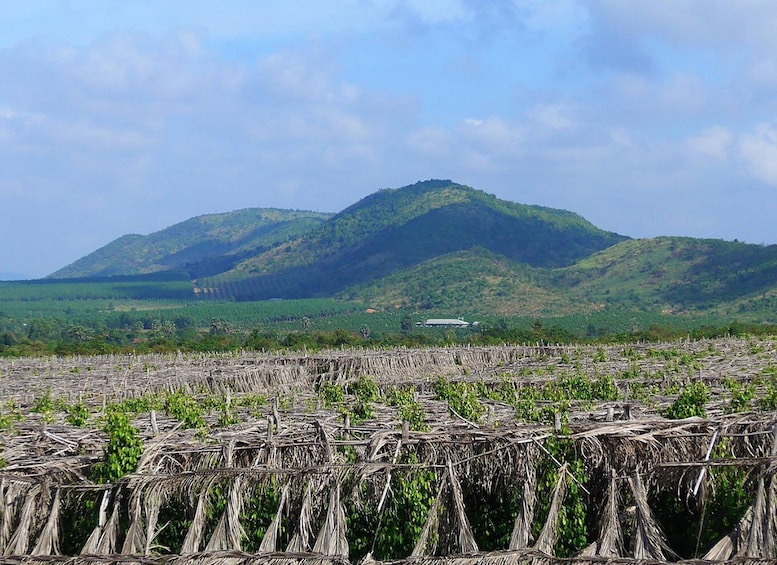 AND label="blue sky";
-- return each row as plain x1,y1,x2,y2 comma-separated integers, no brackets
2,0,777,278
